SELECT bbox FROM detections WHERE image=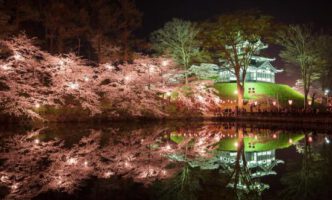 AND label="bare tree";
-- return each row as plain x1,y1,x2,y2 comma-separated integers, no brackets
276,25,323,108
150,18,201,85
